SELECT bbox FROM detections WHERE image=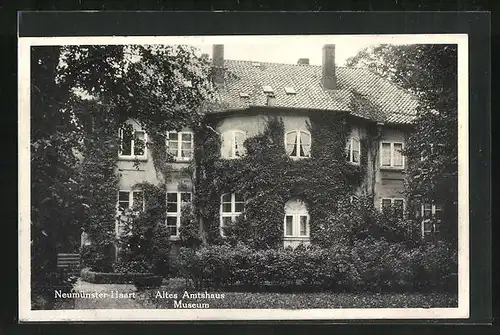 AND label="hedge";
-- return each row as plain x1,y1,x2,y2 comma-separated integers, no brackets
80,268,163,286
172,239,458,293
